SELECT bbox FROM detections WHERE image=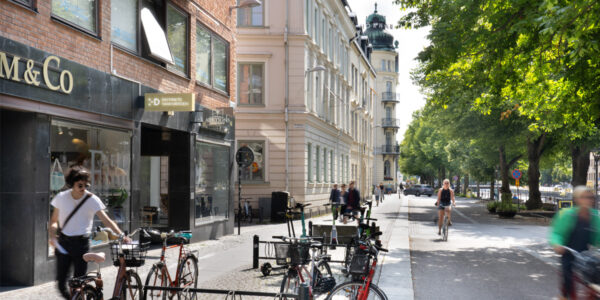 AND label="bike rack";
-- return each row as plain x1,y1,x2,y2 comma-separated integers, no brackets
142,284,309,299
